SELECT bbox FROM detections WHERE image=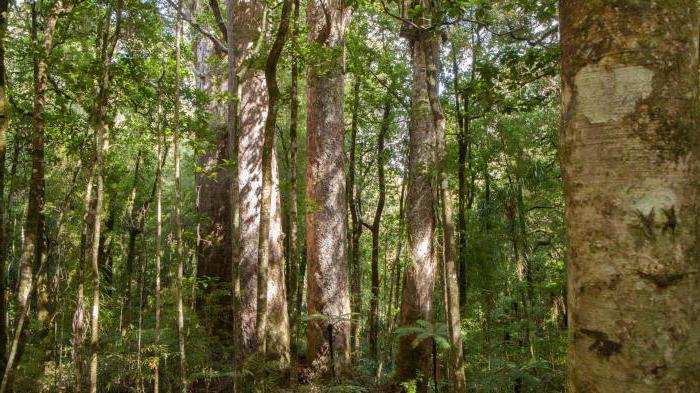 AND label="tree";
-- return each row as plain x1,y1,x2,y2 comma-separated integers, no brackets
256,0,292,364
395,1,439,389
0,1,74,390
560,1,700,391
305,0,353,376
0,0,9,374
369,97,390,360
